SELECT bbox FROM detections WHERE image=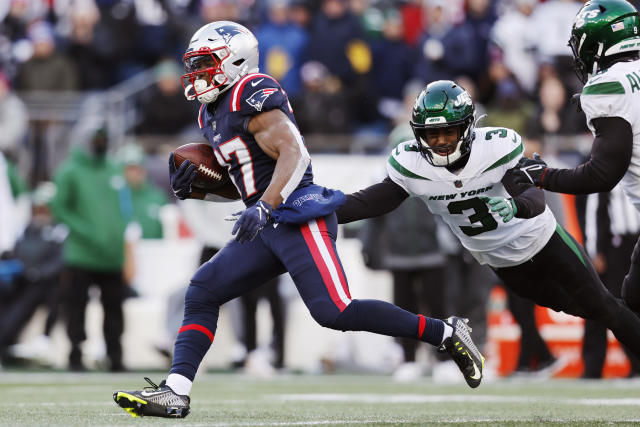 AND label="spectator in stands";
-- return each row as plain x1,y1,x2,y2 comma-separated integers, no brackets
289,0,313,30
528,0,583,94
525,74,586,139
0,71,28,156
484,71,532,136
199,0,245,25
293,60,352,135
458,0,497,86
307,0,365,84
411,0,458,84
582,185,640,378
90,0,139,83
255,0,308,98
117,143,168,240
305,0,378,130
0,182,67,366
129,0,177,72
65,0,118,90
369,7,417,129
50,127,128,372
1,0,32,42
135,59,198,137
16,20,78,92
490,0,539,96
